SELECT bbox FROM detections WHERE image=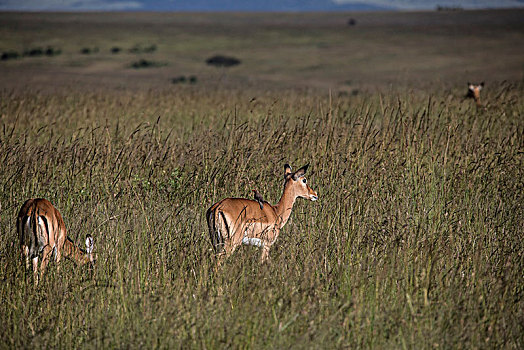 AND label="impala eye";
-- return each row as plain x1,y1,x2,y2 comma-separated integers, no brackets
302,178,307,184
